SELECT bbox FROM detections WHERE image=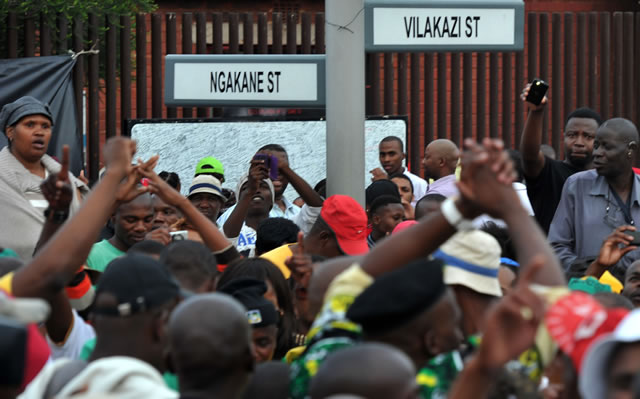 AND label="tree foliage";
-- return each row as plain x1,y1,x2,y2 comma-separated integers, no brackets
1,0,157,21
1,0,156,64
